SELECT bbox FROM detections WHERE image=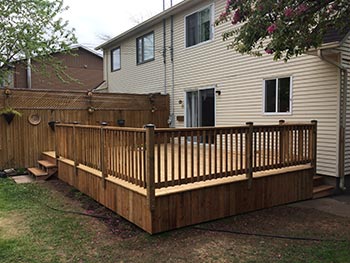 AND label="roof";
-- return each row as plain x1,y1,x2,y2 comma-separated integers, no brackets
96,0,202,50
71,44,103,58
11,44,103,64
323,28,350,45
